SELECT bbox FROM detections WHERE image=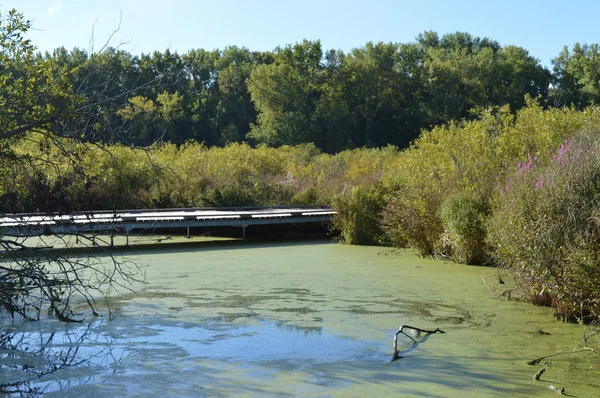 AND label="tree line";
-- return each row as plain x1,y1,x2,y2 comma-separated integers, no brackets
31,33,599,152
